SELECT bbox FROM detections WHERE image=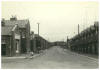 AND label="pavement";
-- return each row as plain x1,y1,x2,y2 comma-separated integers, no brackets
69,50,98,59
2,52,44,59
63,49,98,62
1,46,99,69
